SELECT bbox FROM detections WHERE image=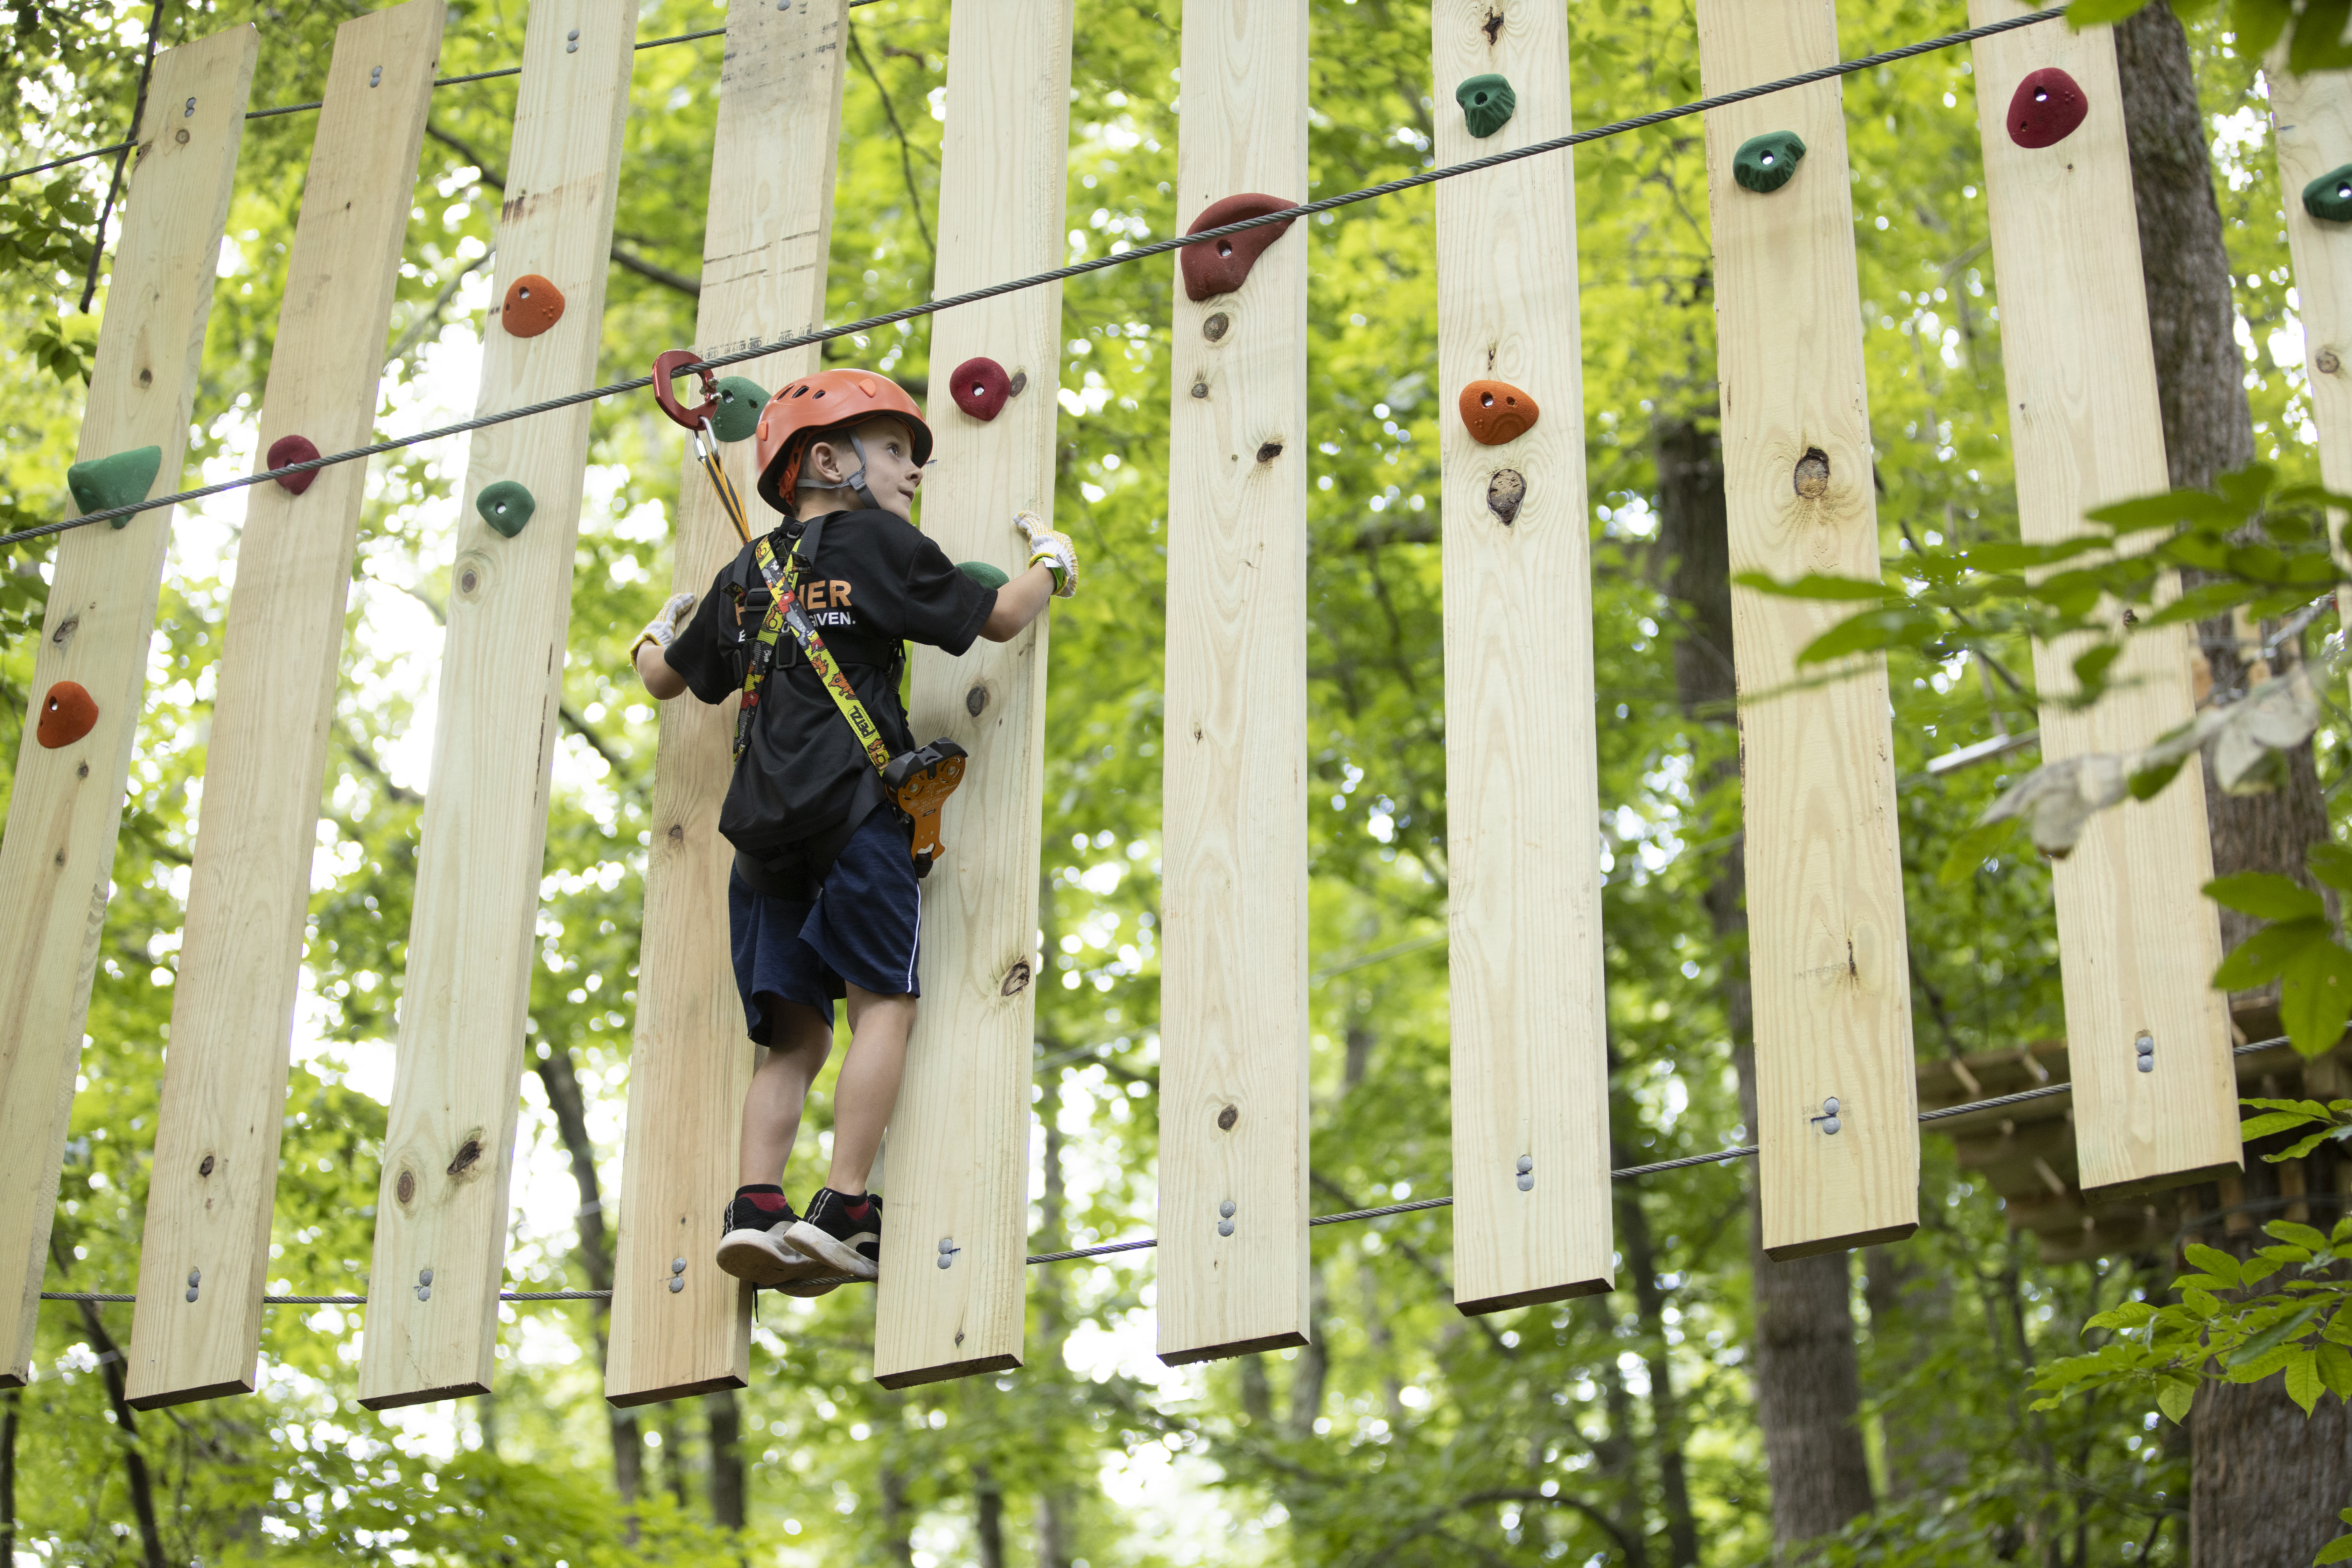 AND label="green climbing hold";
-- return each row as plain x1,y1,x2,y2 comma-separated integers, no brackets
2305,164,2352,223
1456,73,1516,140
476,479,536,538
68,445,162,526
710,377,768,442
1733,131,1807,194
957,559,1010,590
